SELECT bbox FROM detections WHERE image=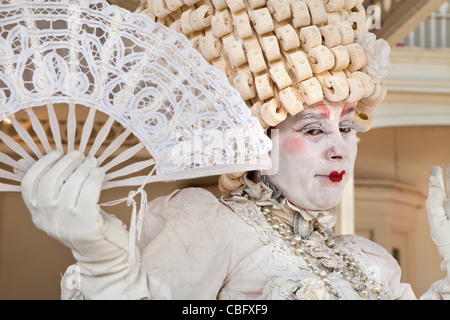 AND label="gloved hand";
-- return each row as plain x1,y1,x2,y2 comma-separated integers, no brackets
426,165,450,297
21,150,150,299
